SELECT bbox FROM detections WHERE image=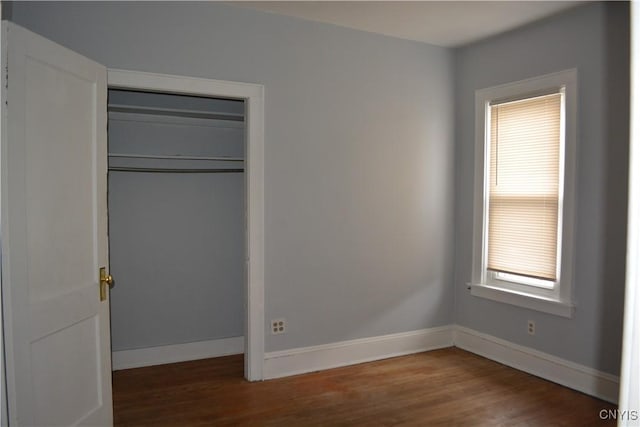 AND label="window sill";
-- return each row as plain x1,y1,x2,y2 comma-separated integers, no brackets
470,283,575,318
